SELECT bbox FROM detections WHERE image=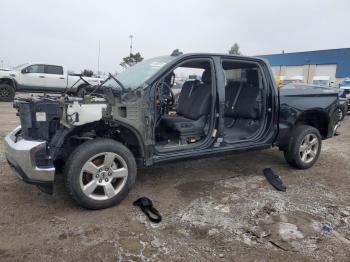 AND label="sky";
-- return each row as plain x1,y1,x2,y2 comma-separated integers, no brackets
0,0,349,73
